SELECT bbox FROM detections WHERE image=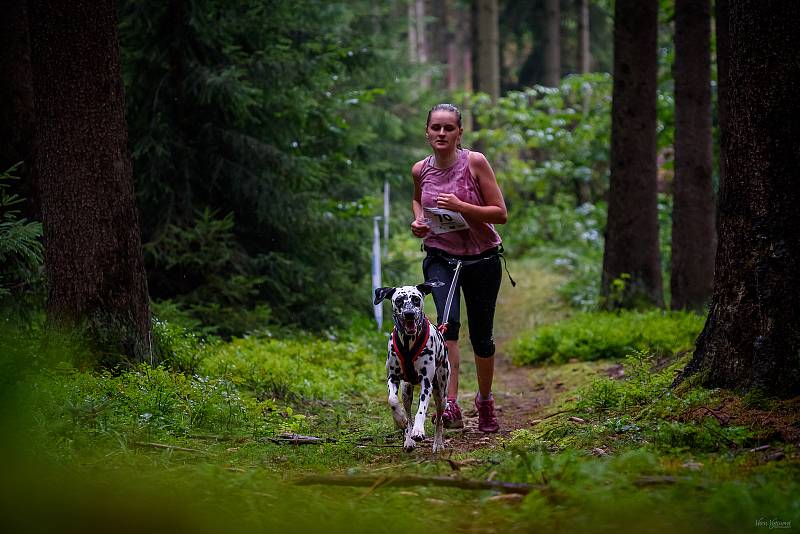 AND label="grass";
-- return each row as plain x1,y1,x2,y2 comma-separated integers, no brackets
508,309,706,364
2,259,799,533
